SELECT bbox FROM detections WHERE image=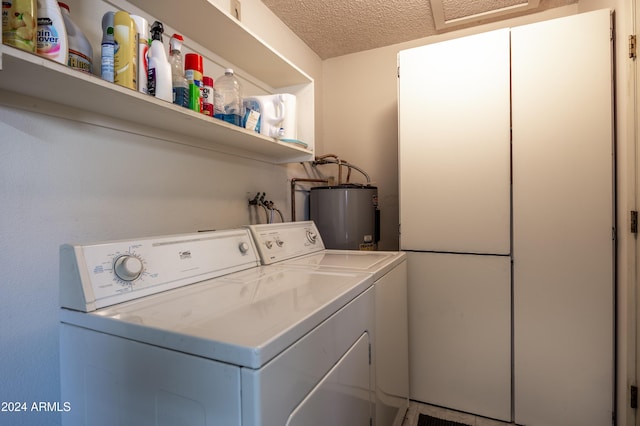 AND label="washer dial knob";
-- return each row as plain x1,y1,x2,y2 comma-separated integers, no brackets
306,230,317,244
113,255,143,282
